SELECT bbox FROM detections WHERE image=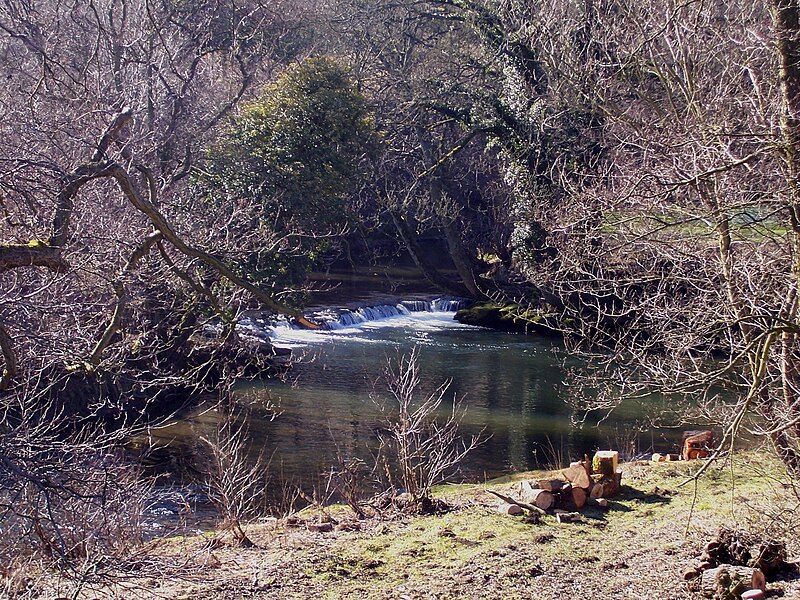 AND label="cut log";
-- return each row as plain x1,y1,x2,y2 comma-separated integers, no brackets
682,430,714,461
519,480,537,501
562,463,591,490
497,502,523,516
525,488,555,510
554,510,581,523
486,490,547,516
699,565,765,598
592,451,619,477
519,481,555,509
589,483,604,499
536,479,566,492
571,486,587,509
